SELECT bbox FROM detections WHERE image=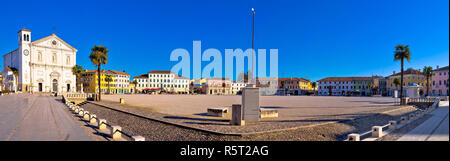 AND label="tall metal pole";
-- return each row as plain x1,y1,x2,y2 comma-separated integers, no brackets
251,8,255,86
